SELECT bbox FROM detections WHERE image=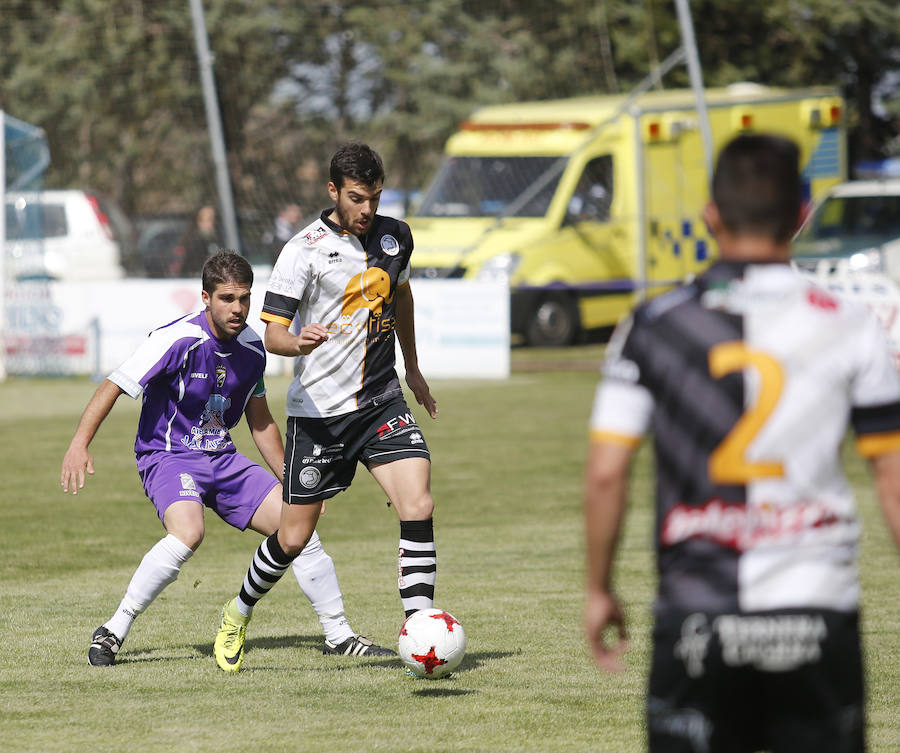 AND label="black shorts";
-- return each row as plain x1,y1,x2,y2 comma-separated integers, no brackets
283,396,431,504
647,609,864,753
